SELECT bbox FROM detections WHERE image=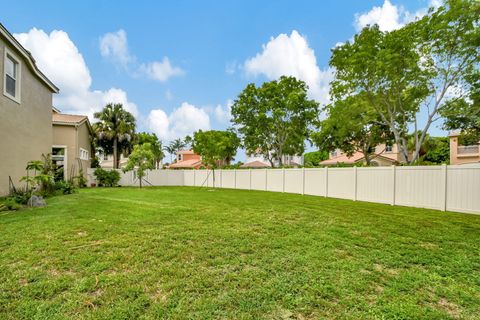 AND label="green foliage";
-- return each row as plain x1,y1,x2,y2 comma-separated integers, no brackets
93,103,136,169
123,143,155,187
303,151,329,167
135,132,165,168
20,154,55,196
94,168,121,187
313,94,392,165
192,130,240,169
54,180,77,195
420,137,450,164
231,76,319,167
91,156,101,168
330,0,479,163
73,169,87,188
9,188,32,205
0,198,22,211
